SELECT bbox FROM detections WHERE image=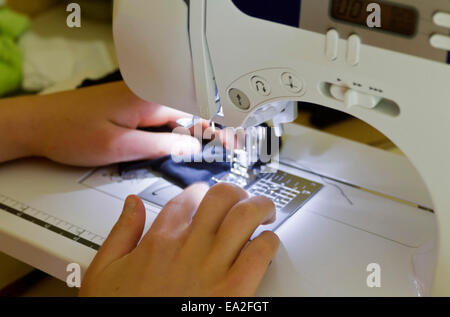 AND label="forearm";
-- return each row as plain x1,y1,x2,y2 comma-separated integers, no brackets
0,95,41,163
0,83,131,165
